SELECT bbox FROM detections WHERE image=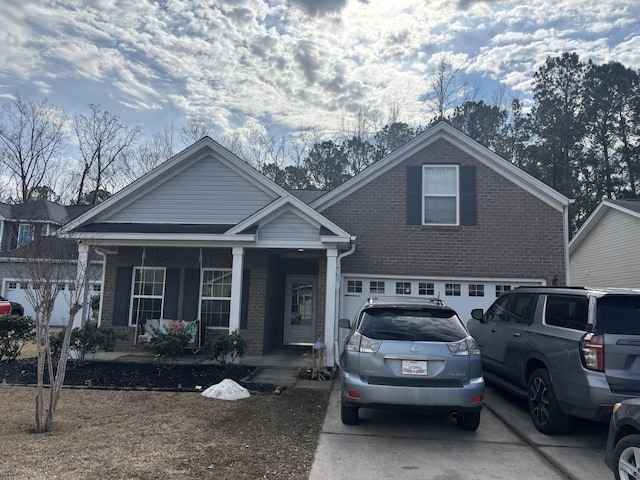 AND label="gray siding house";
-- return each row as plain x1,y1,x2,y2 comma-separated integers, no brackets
0,199,97,326
60,122,572,364
569,199,640,288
